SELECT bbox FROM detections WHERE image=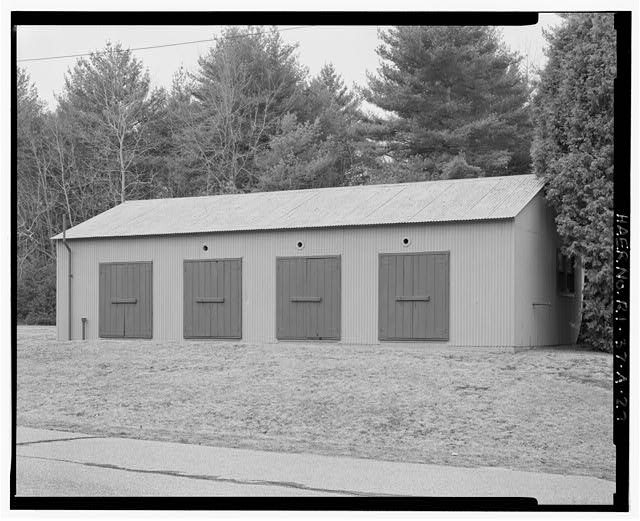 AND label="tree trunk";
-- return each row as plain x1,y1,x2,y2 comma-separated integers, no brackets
53,124,74,226
119,136,126,204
